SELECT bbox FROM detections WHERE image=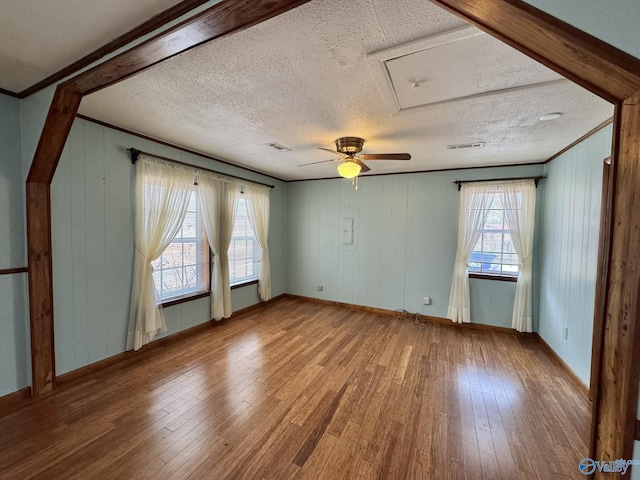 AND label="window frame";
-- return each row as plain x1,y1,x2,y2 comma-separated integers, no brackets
228,195,260,287
467,188,521,281
151,187,211,305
